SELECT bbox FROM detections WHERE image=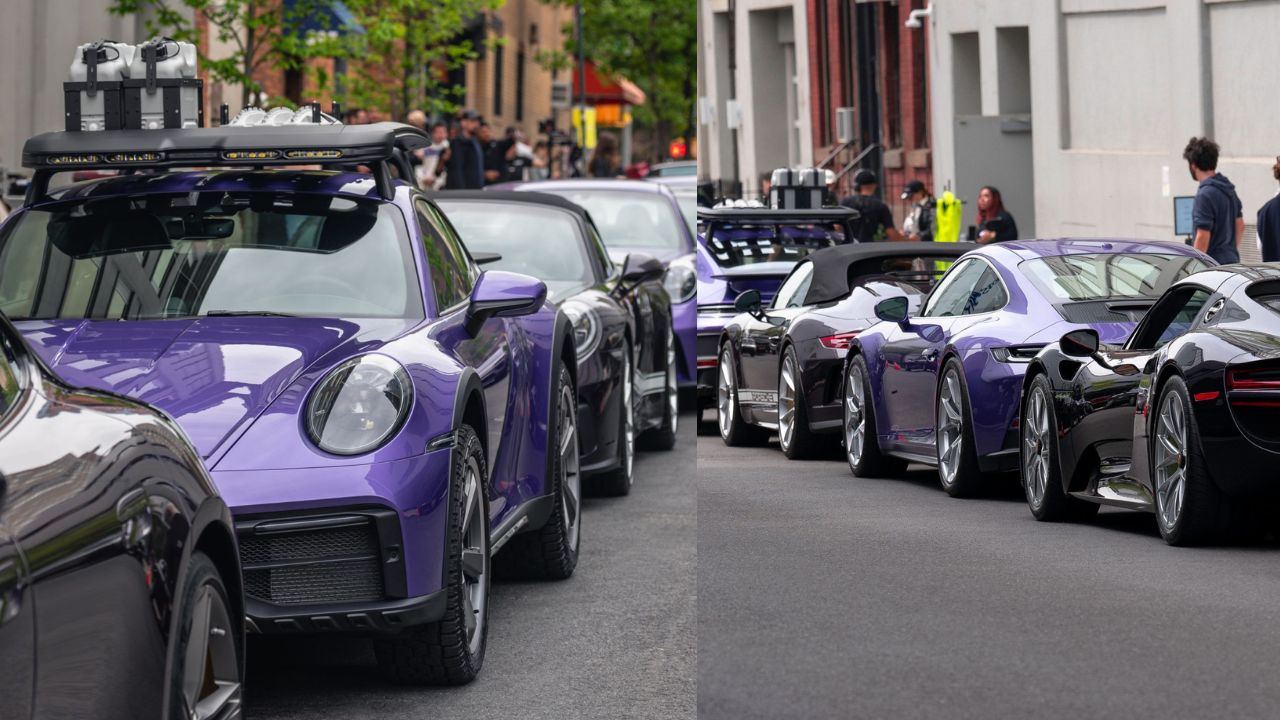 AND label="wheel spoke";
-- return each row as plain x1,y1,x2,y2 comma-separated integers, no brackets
182,587,212,712
461,548,485,581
